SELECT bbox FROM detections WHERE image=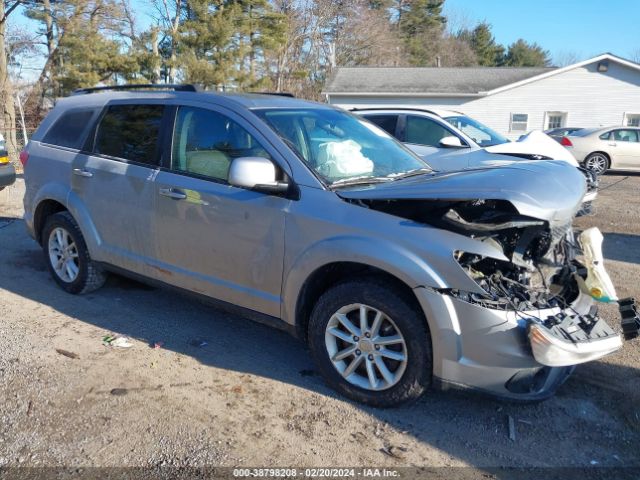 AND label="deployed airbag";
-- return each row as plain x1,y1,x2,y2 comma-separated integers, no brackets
317,140,374,178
